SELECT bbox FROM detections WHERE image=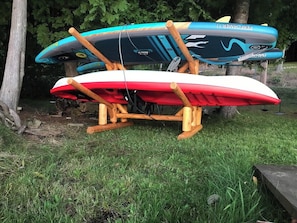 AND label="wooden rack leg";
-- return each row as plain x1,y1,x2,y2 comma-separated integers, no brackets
175,107,184,117
194,60,199,75
178,62,189,73
87,122,133,134
116,104,128,122
192,106,202,126
99,103,107,125
170,82,203,139
178,125,203,140
182,107,192,131
87,103,133,134
179,106,203,141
